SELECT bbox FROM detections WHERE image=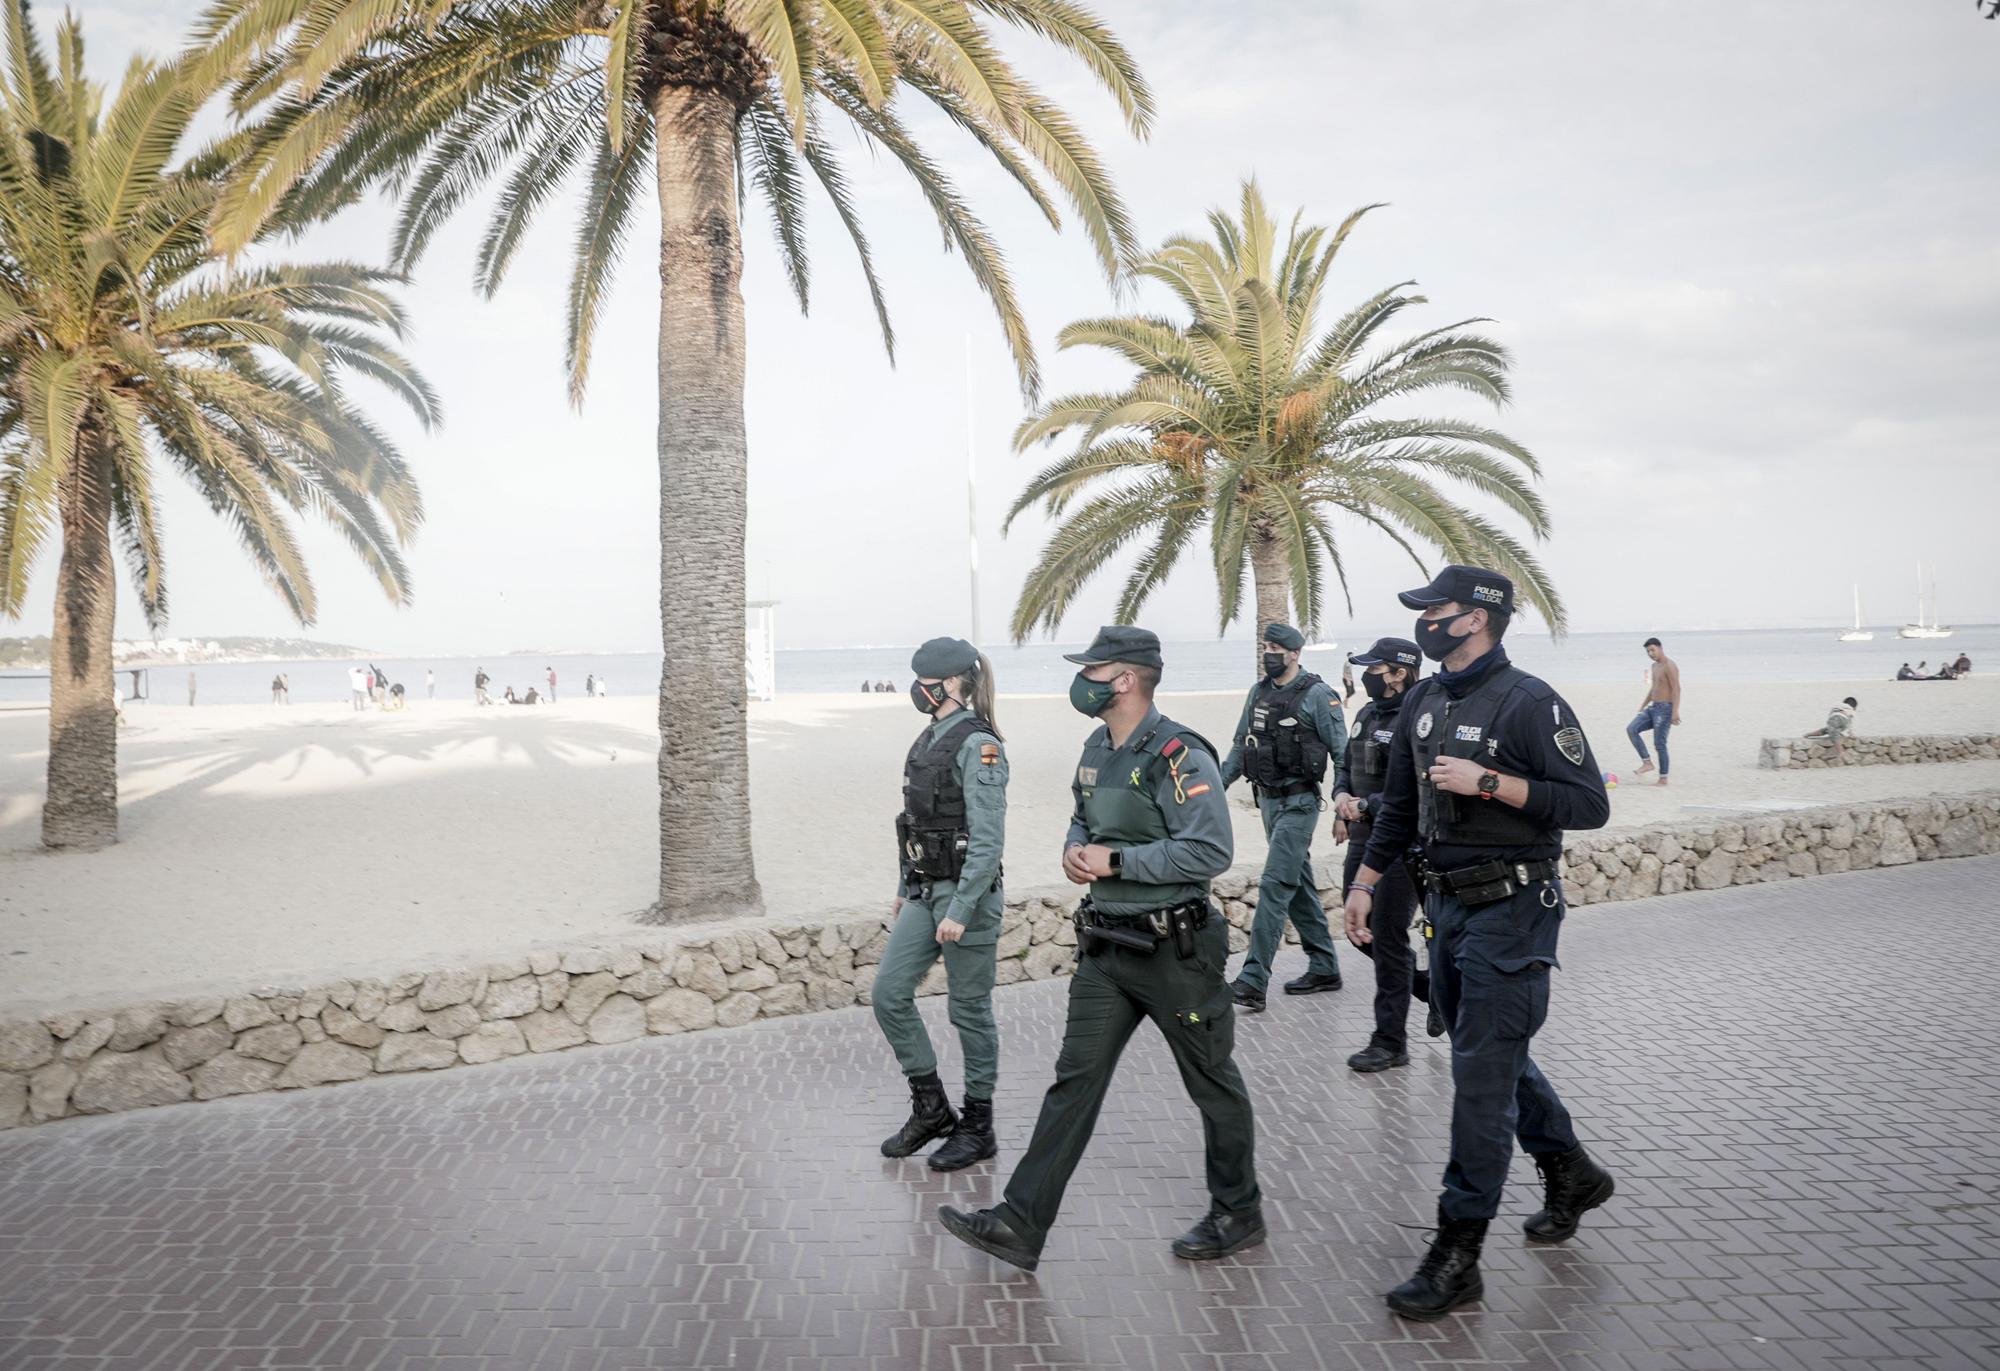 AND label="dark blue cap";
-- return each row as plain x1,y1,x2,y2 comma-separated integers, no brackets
1063,625,1164,669
1349,637,1421,670
1397,565,1515,615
